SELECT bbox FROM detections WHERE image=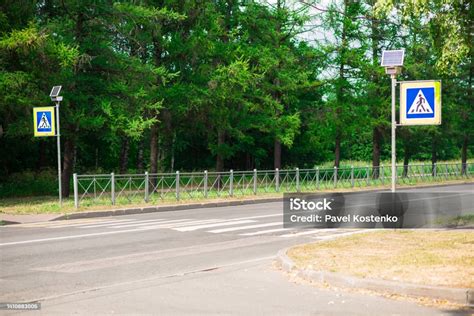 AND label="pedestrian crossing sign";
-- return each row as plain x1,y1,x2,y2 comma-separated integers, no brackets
400,80,441,125
33,107,56,136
